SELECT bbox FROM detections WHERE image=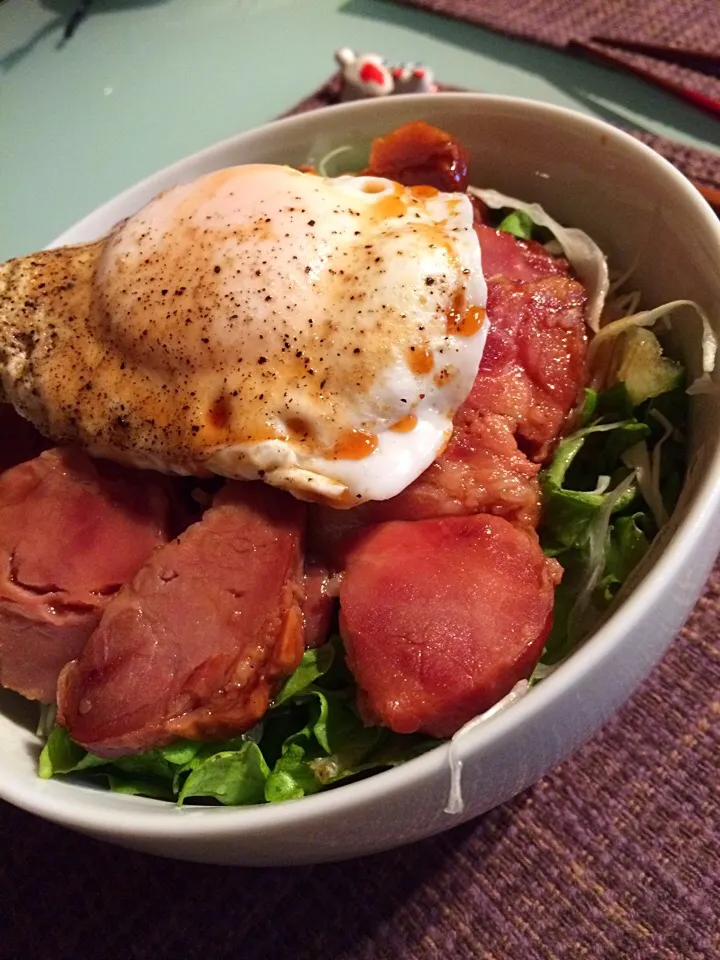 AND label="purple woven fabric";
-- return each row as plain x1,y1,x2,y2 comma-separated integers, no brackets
390,0,720,105
1,80,719,960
